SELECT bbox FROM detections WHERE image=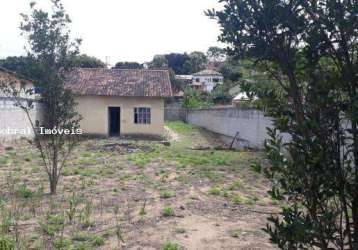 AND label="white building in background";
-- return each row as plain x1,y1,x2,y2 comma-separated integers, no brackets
190,69,224,93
